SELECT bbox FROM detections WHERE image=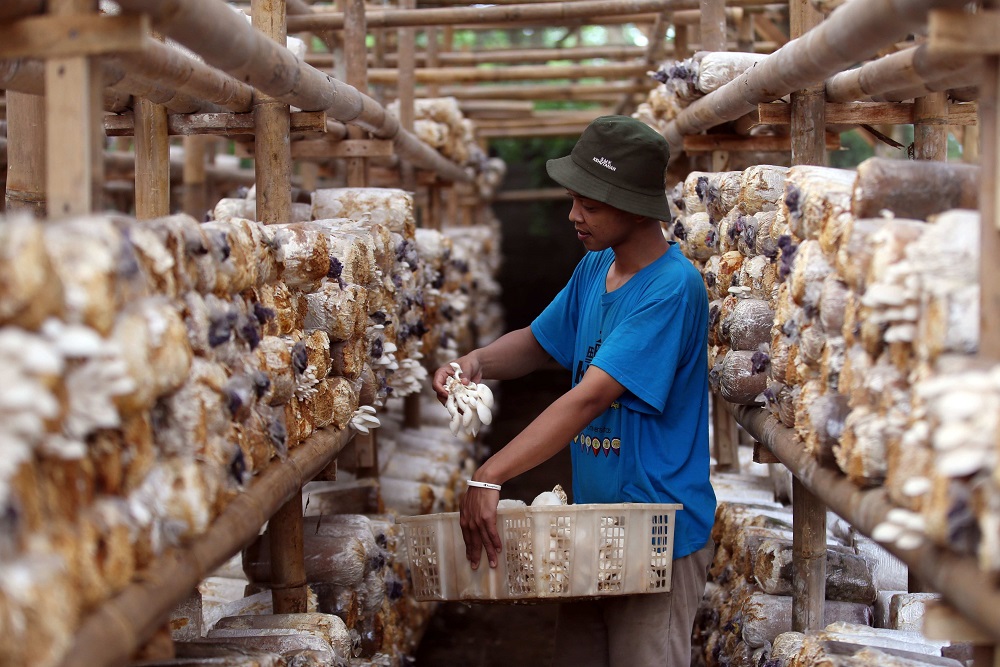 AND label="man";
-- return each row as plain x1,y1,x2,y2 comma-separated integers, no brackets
433,115,715,667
